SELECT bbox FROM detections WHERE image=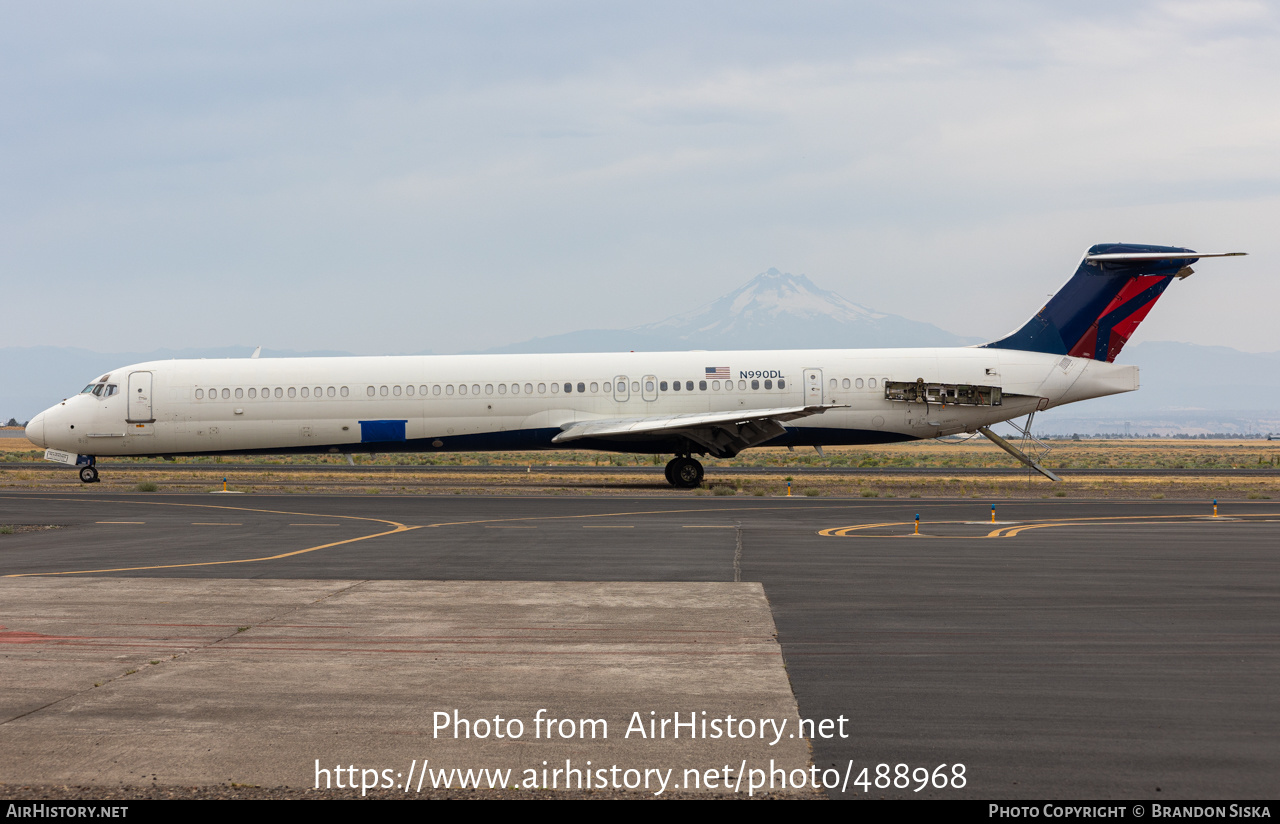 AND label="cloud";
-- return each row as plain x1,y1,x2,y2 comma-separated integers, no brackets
1,2,1277,354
